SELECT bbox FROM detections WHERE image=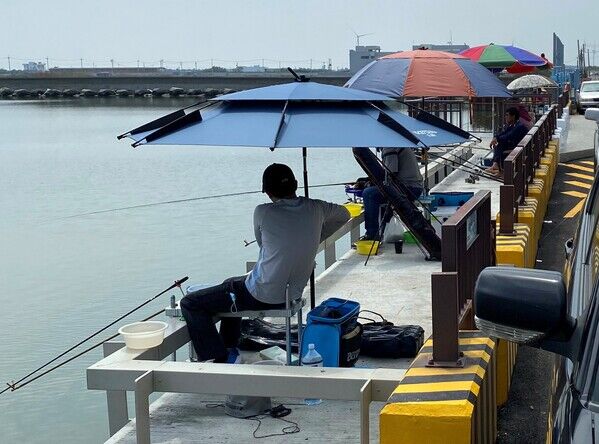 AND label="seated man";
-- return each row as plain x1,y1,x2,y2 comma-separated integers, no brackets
180,163,350,363
361,148,423,241
487,107,529,174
